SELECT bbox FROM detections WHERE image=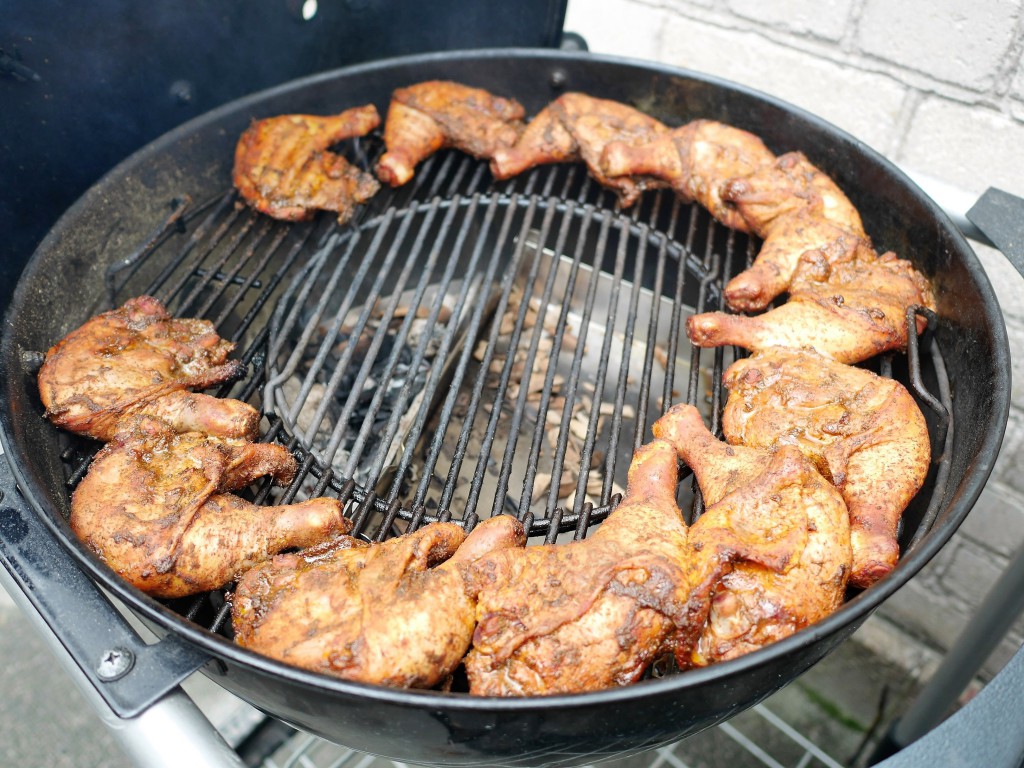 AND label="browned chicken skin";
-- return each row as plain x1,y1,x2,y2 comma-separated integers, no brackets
490,92,669,207
463,402,849,695
231,515,526,689
722,347,930,587
464,438,706,696
720,152,867,311
688,244,935,364
37,296,258,442
71,416,349,598
600,119,774,228
233,105,381,223
376,81,525,187
652,404,851,666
